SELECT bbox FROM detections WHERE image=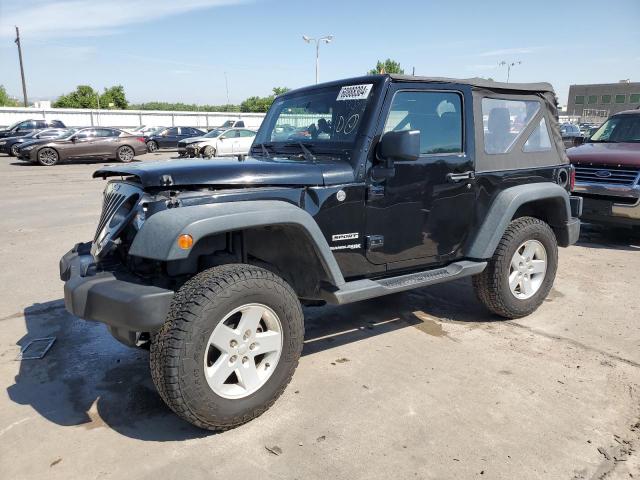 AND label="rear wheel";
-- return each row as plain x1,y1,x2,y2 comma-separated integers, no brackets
146,140,158,153
150,264,304,430
473,216,558,319
36,147,59,166
202,145,216,158
116,145,135,163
